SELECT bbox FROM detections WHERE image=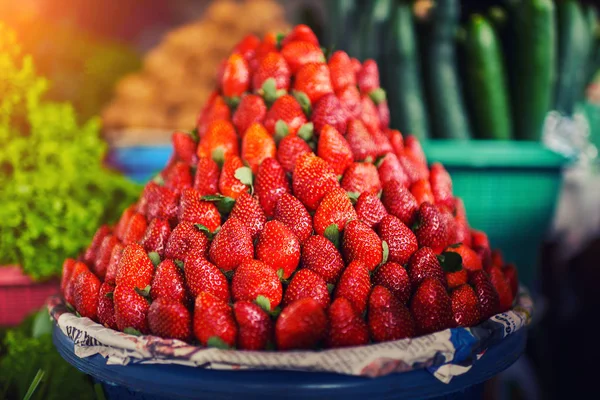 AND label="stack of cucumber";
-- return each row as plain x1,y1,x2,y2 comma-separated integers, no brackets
325,0,599,141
